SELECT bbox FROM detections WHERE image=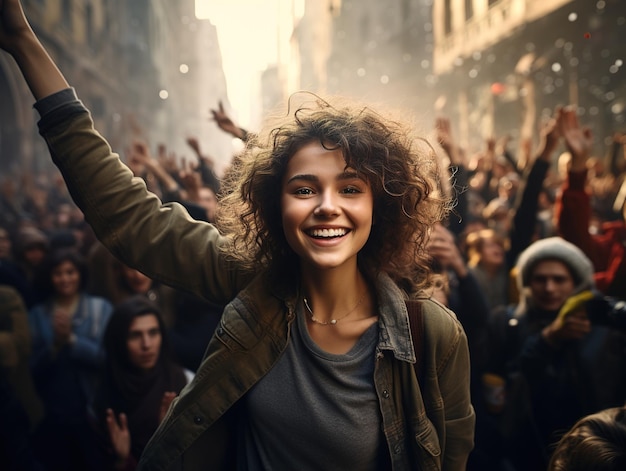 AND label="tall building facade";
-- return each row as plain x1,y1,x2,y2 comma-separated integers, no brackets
0,0,231,175
277,0,625,158
432,0,626,154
